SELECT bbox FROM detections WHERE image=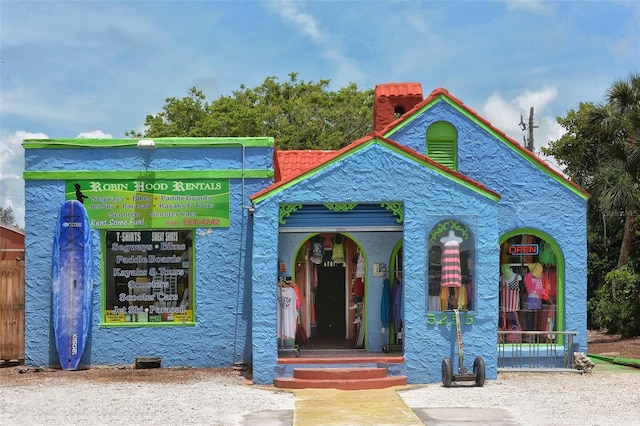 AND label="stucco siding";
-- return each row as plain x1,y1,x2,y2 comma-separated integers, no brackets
252,142,499,384
389,100,588,352
24,143,270,368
